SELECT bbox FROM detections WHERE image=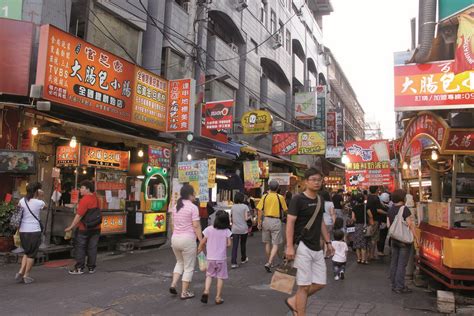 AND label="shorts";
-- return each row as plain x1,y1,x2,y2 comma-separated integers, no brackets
206,260,228,279
262,217,283,245
20,232,42,259
294,241,327,286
